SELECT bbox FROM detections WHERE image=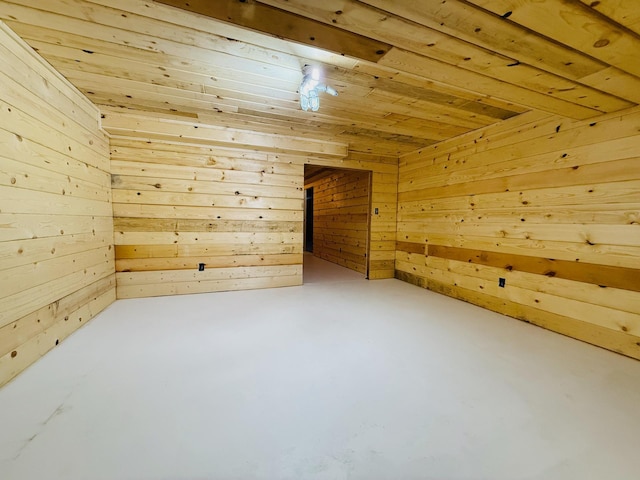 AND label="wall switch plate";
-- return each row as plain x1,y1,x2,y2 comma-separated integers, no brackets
198,263,205,271
499,277,506,288
374,207,379,214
